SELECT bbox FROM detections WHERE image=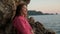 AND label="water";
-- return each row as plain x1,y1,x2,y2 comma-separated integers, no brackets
29,15,60,34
